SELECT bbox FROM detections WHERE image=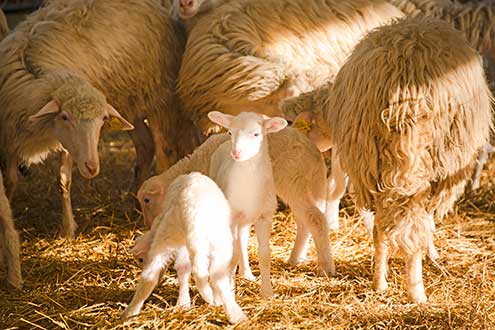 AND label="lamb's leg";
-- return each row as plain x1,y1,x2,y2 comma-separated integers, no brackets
295,205,335,276
426,214,439,261
209,254,247,324
360,209,375,238
405,252,427,303
471,143,494,190
254,218,273,298
59,150,77,239
128,118,155,193
174,246,191,308
287,218,310,266
325,153,347,231
5,159,19,200
189,248,215,305
122,247,174,319
0,173,22,289
372,228,389,292
237,224,255,281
